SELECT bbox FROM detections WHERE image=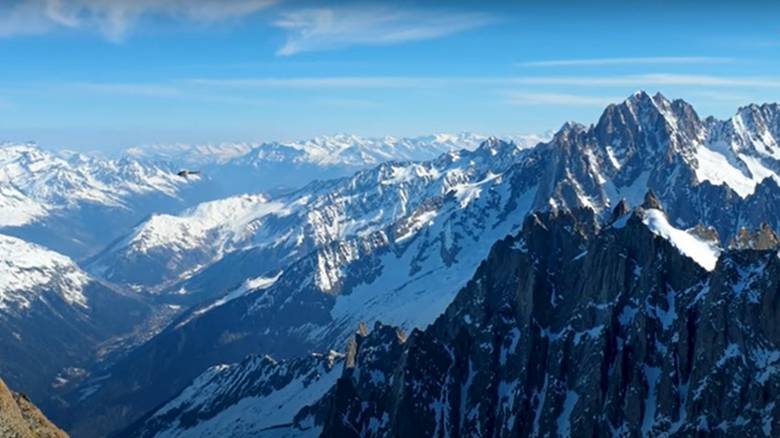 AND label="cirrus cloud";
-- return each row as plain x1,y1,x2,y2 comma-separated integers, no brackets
0,0,277,41
505,92,624,107
518,56,735,68
273,6,495,56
